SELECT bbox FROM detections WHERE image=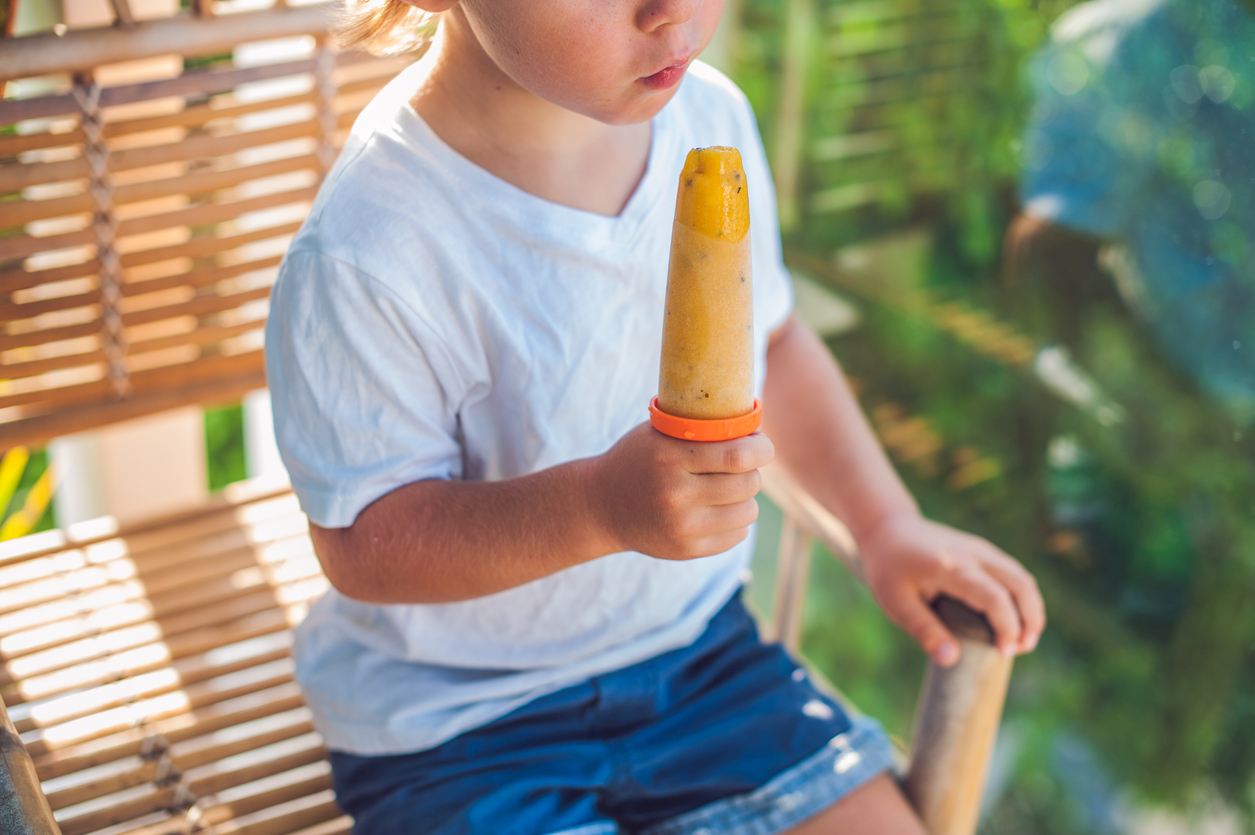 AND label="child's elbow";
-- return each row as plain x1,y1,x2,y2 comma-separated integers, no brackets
308,522,377,602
